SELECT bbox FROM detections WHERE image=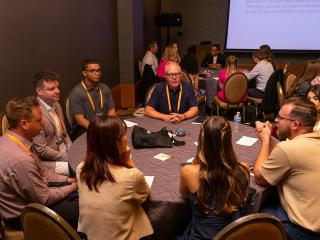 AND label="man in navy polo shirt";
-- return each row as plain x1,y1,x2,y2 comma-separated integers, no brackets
145,62,198,122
